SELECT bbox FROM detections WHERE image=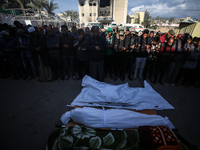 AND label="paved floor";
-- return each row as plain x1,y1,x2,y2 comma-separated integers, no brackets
0,76,200,150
